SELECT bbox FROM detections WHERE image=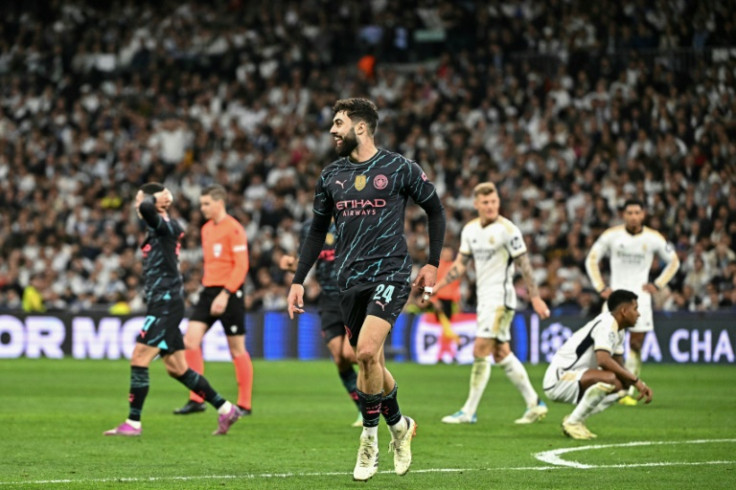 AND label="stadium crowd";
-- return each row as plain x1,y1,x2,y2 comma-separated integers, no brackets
0,0,735,316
